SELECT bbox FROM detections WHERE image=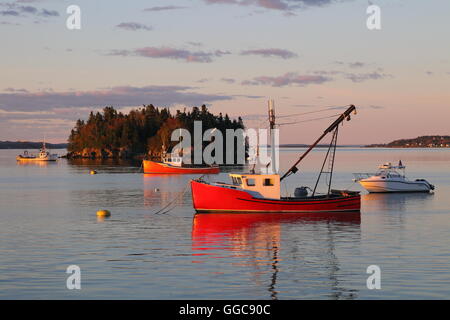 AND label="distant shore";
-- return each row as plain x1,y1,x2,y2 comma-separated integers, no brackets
3,141,449,150
365,135,450,148
280,144,362,148
0,141,68,149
